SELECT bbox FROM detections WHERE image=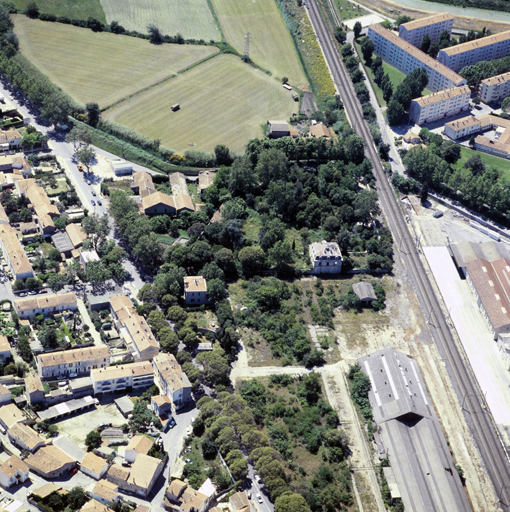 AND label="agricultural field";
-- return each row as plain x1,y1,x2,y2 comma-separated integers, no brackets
99,0,221,41
103,54,296,154
11,0,106,23
211,0,308,86
14,15,218,108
